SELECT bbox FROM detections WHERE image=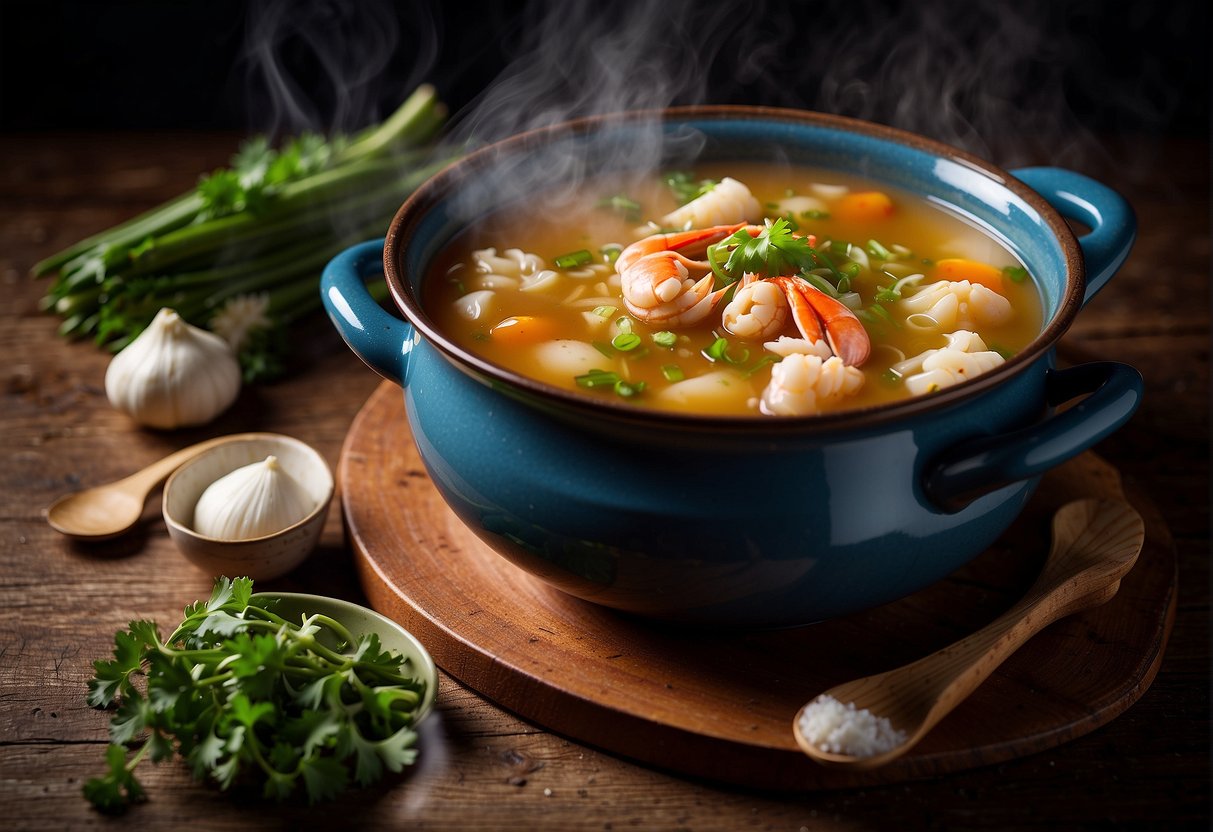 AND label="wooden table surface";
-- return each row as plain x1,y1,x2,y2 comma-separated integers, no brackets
1,131,1207,830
